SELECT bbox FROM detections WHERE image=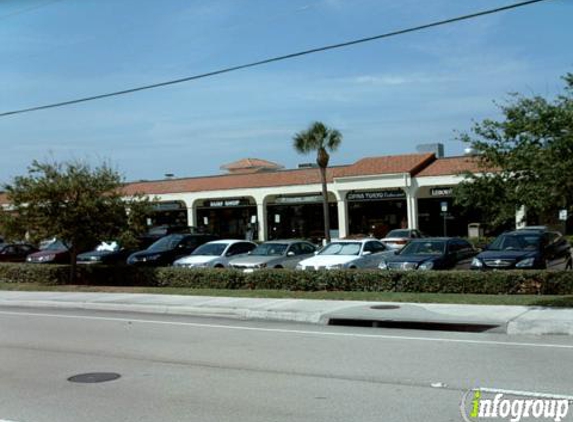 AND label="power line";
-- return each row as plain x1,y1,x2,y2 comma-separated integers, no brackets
0,0,552,118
